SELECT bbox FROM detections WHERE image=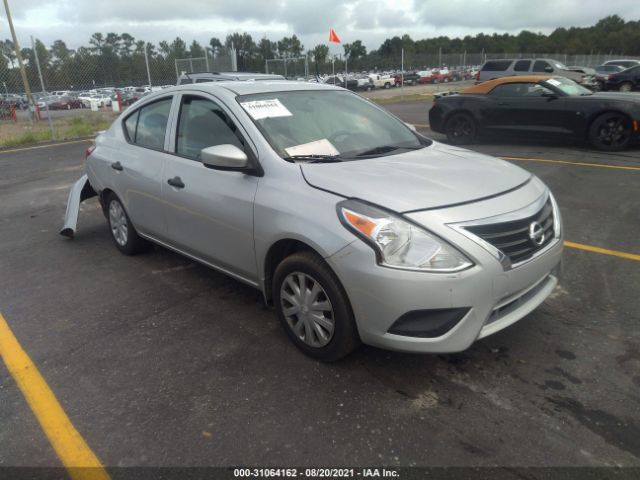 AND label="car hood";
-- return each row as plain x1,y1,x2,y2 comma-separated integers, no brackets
300,142,532,212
